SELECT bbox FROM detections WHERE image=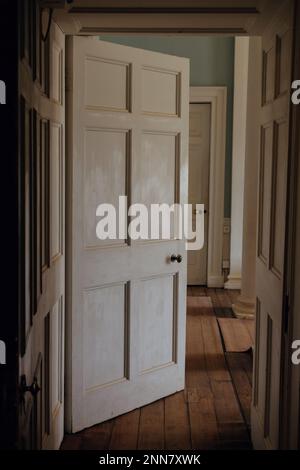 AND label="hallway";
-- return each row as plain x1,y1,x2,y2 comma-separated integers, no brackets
61,289,253,450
